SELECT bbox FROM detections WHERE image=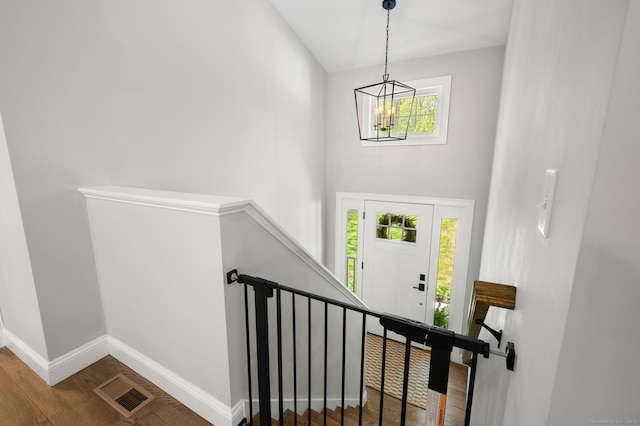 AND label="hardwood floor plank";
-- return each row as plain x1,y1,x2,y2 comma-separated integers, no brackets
0,348,211,426
0,363,53,425
0,349,96,425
